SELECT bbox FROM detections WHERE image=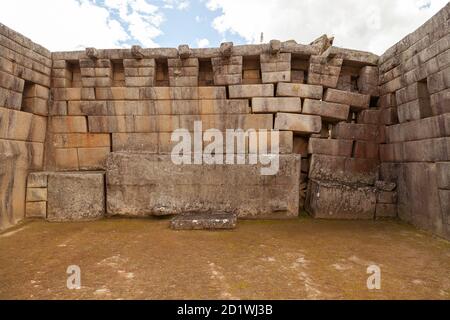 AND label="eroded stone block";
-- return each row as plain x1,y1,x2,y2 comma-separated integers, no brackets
106,153,301,218
305,180,376,219
47,172,105,221
170,213,237,230
274,113,321,135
